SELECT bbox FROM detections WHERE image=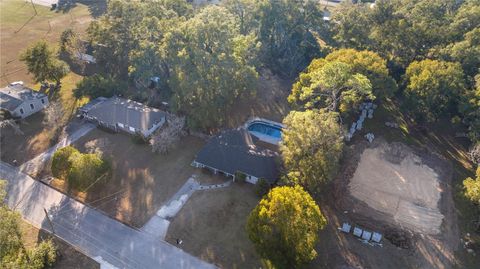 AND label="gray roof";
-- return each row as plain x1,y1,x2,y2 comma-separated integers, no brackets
0,85,46,111
195,129,280,183
81,97,166,132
